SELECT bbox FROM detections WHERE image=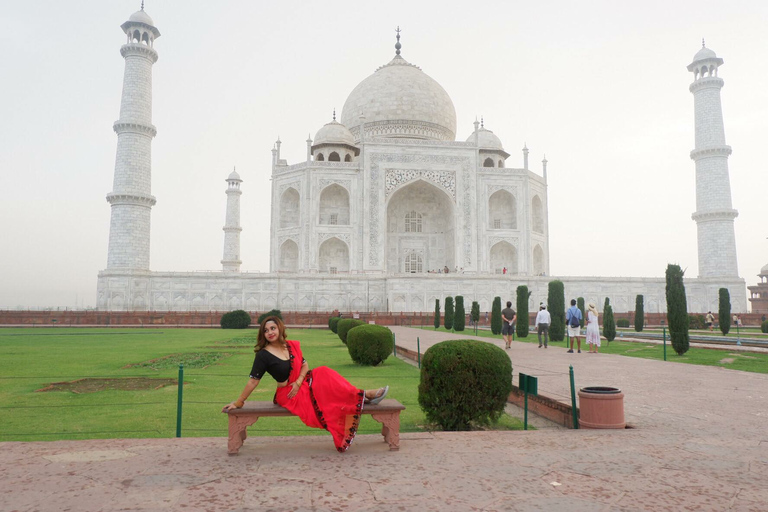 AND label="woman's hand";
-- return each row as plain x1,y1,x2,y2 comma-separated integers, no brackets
287,381,301,399
222,401,241,413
